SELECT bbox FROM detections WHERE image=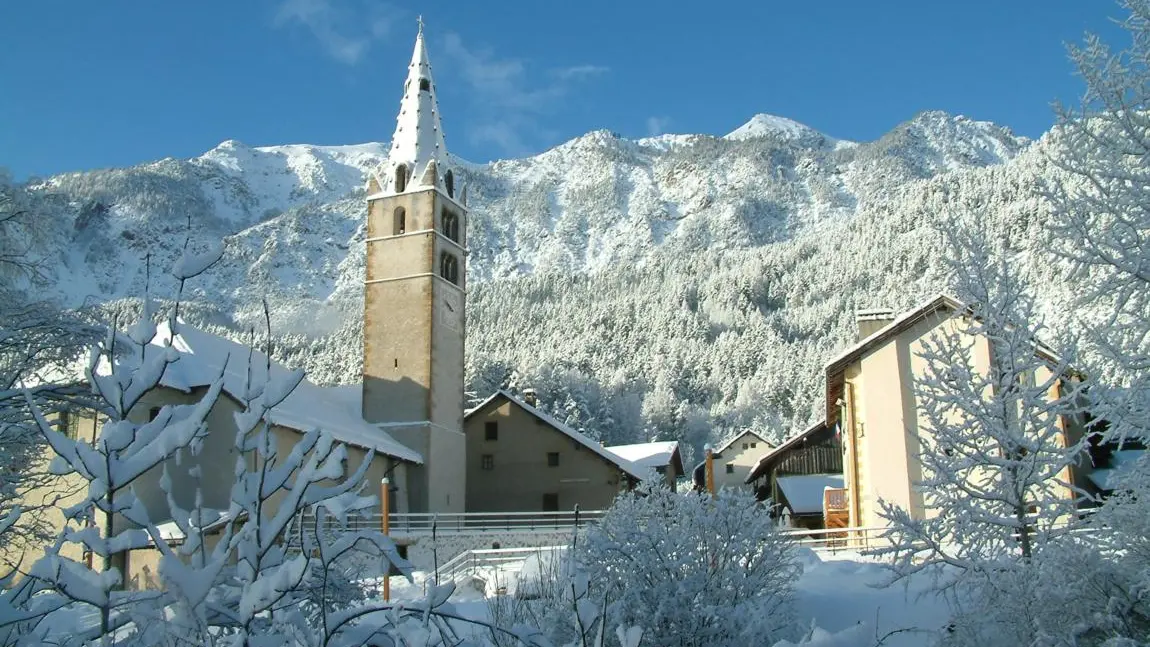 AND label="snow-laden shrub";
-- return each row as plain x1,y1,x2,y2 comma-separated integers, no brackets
579,485,799,647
